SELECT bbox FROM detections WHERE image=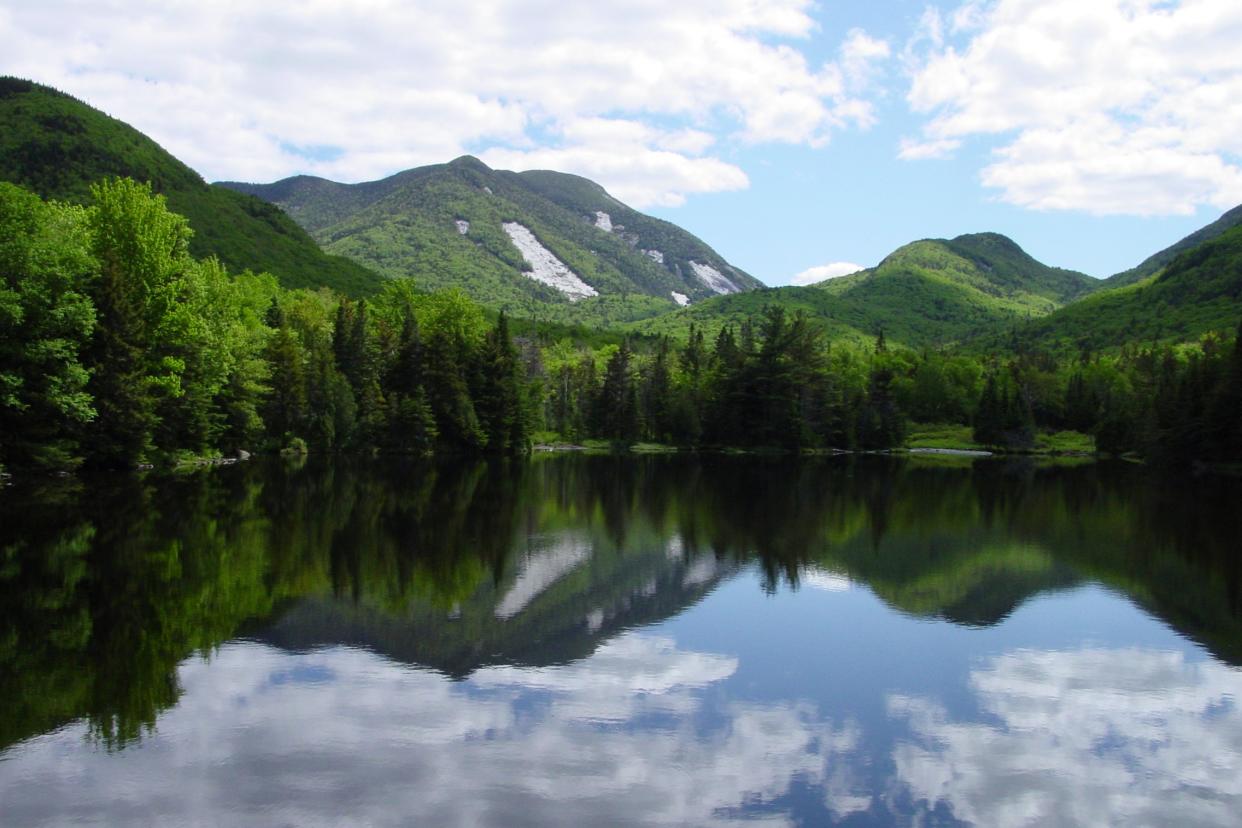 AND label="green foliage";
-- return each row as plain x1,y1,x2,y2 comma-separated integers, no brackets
223,155,761,323
0,183,96,470
635,234,1096,351
1106,203,1242,288
0,77,383,296
1006,224,1242,354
